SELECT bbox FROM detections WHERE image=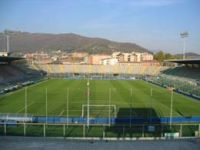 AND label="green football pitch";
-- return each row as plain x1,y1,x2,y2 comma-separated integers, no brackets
0,79,200,118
